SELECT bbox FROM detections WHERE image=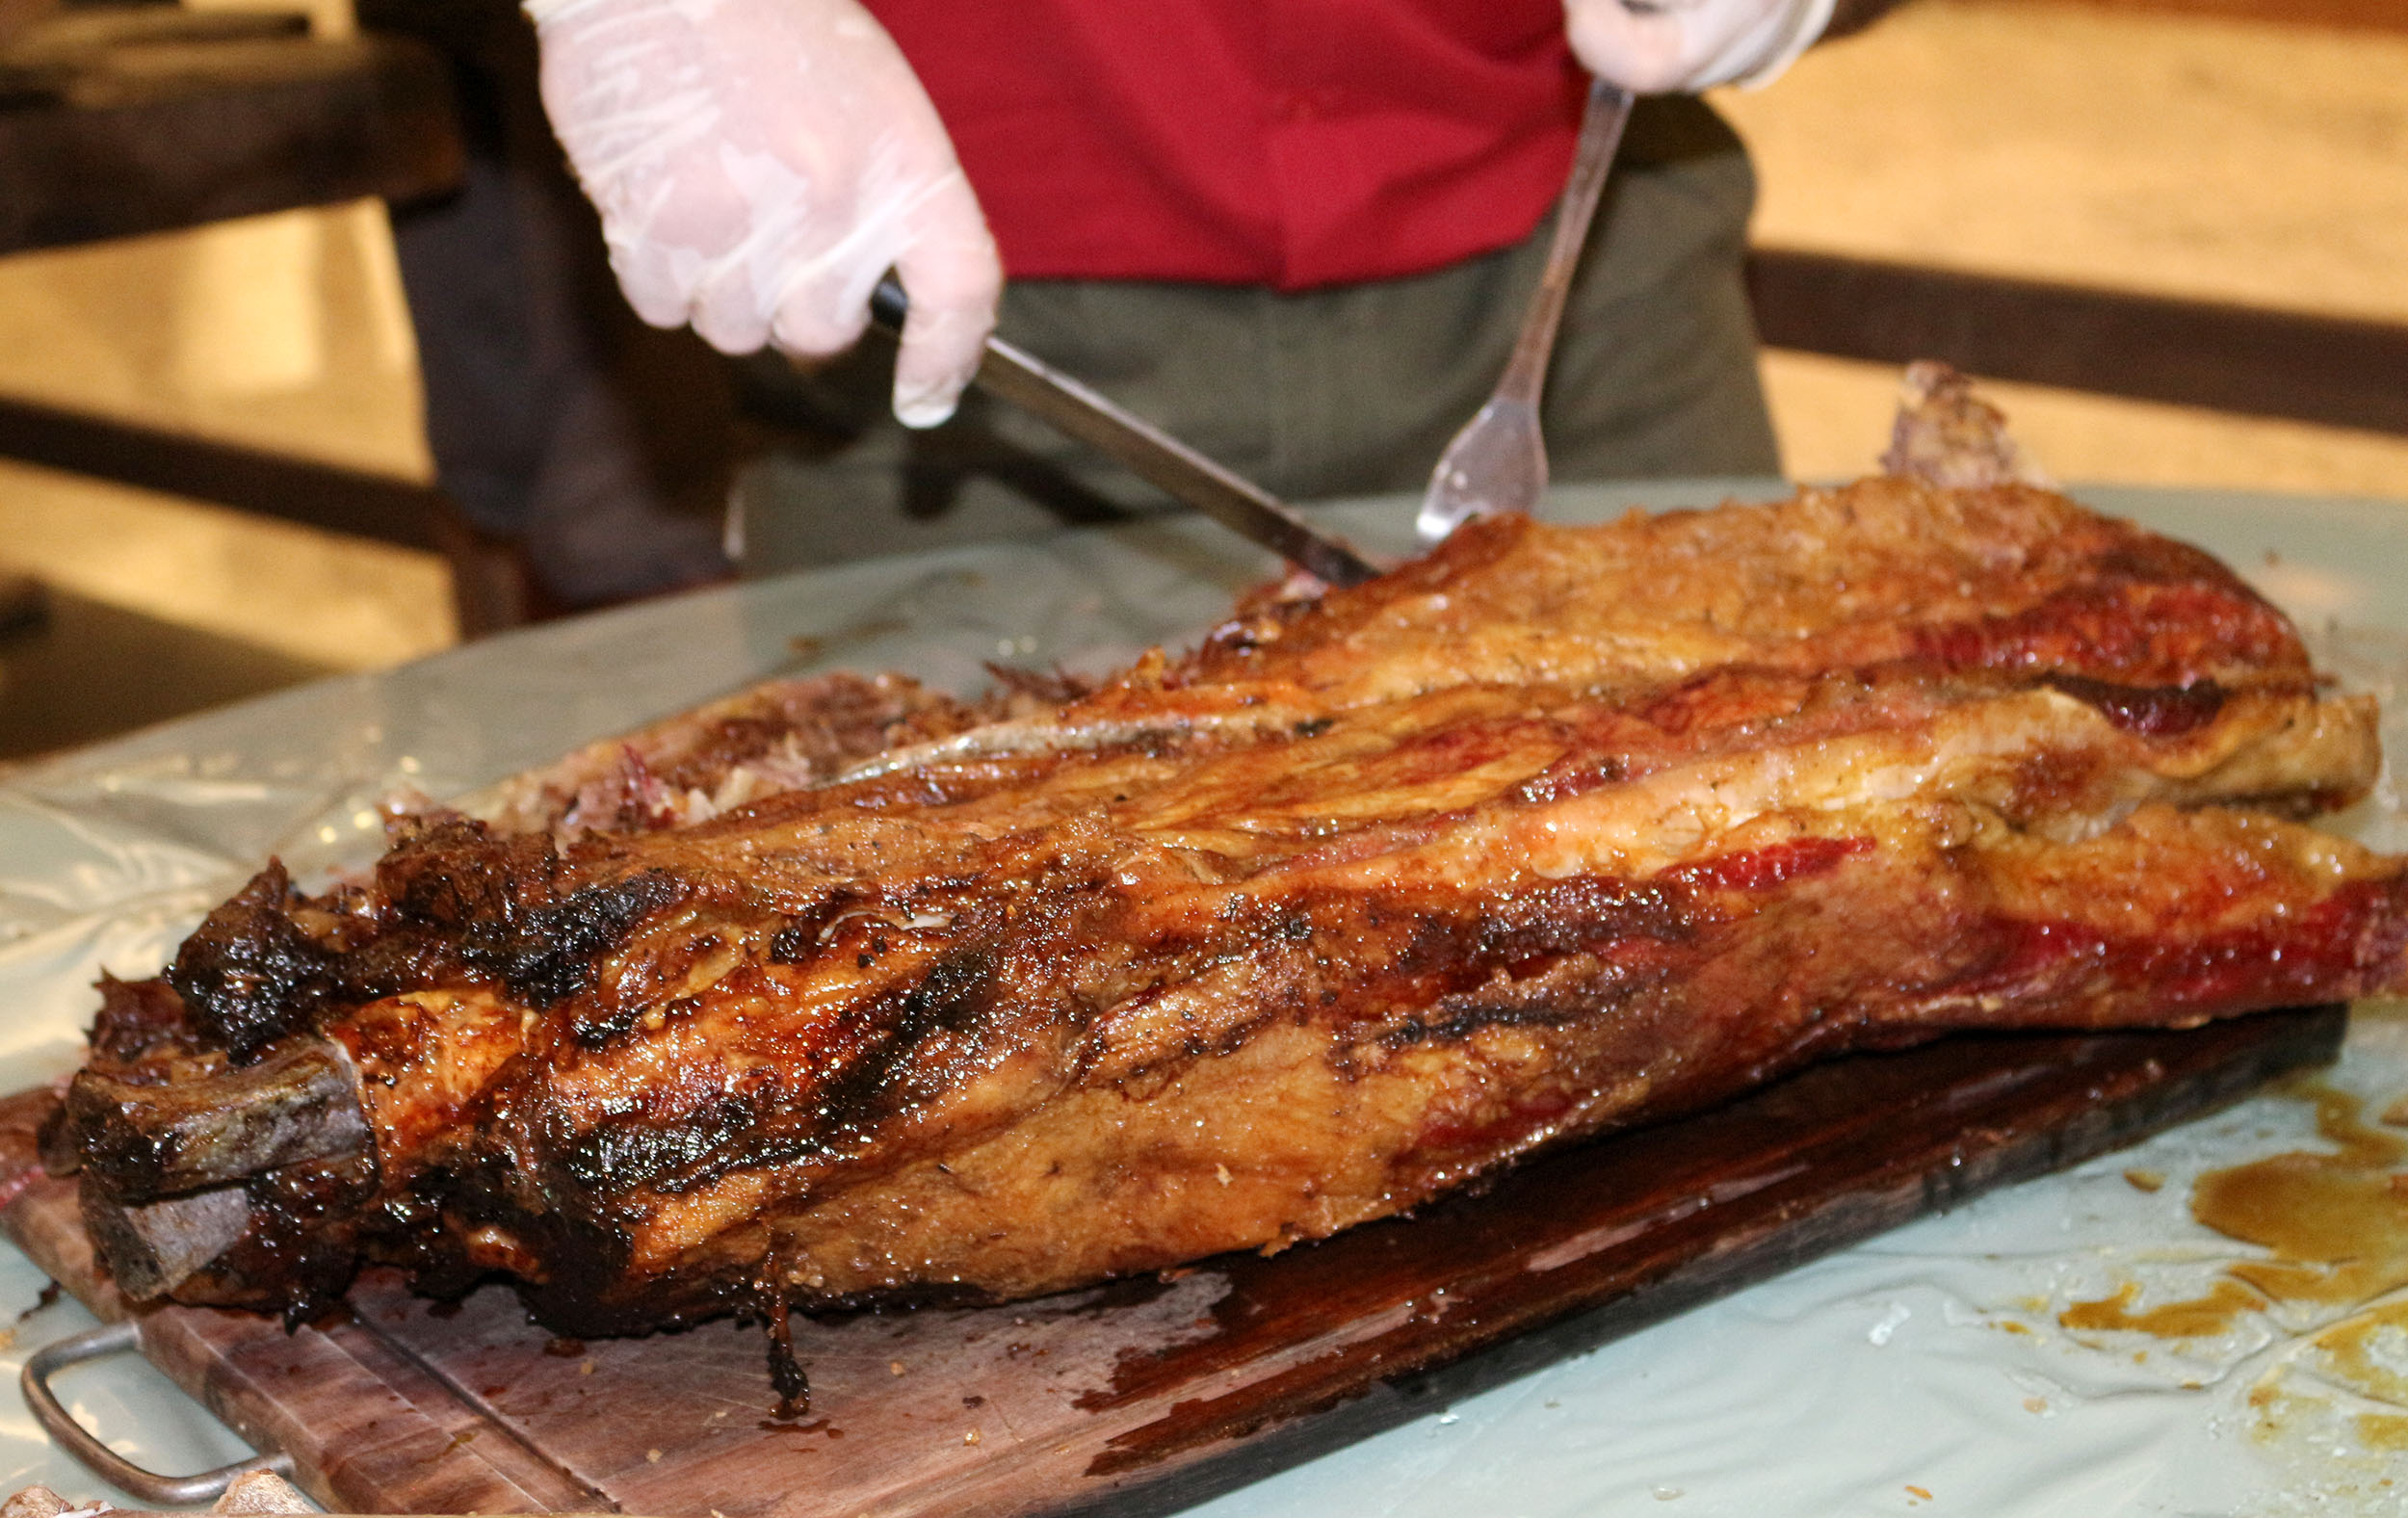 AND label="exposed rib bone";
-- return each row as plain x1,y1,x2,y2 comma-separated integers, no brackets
67,1041,369,1206
80,1184,254,1299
